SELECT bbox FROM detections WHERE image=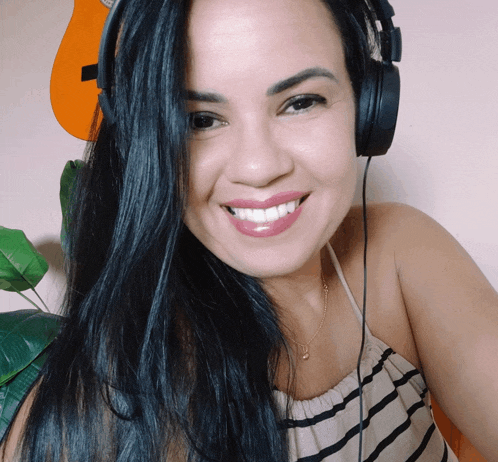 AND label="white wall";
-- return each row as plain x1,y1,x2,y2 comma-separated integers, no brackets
1,0,497,314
